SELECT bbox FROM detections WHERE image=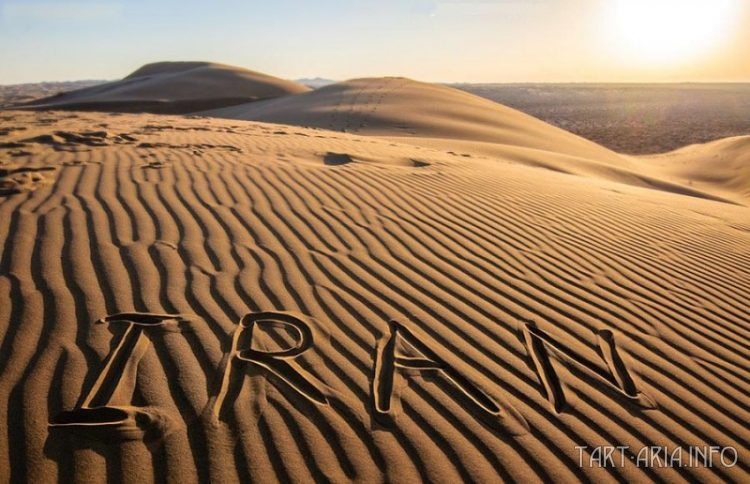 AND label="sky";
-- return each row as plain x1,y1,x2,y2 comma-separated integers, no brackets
1,0,749,84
